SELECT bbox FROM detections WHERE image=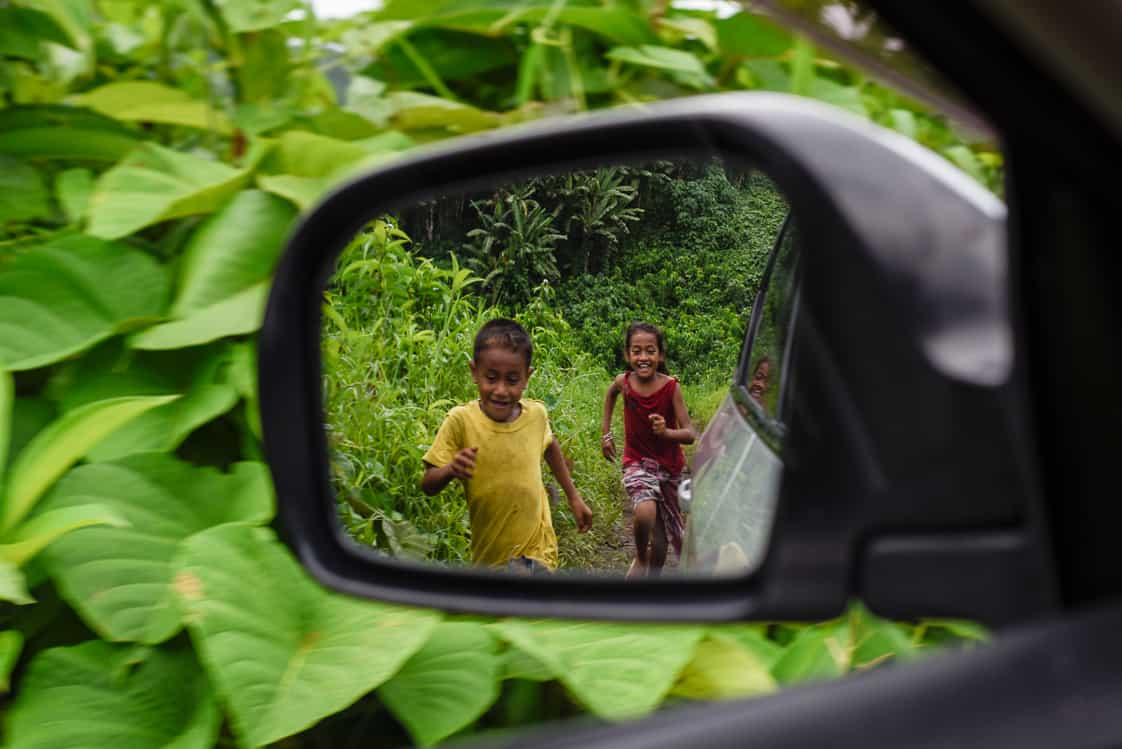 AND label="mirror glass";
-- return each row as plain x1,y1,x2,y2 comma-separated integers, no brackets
321,156,793,578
